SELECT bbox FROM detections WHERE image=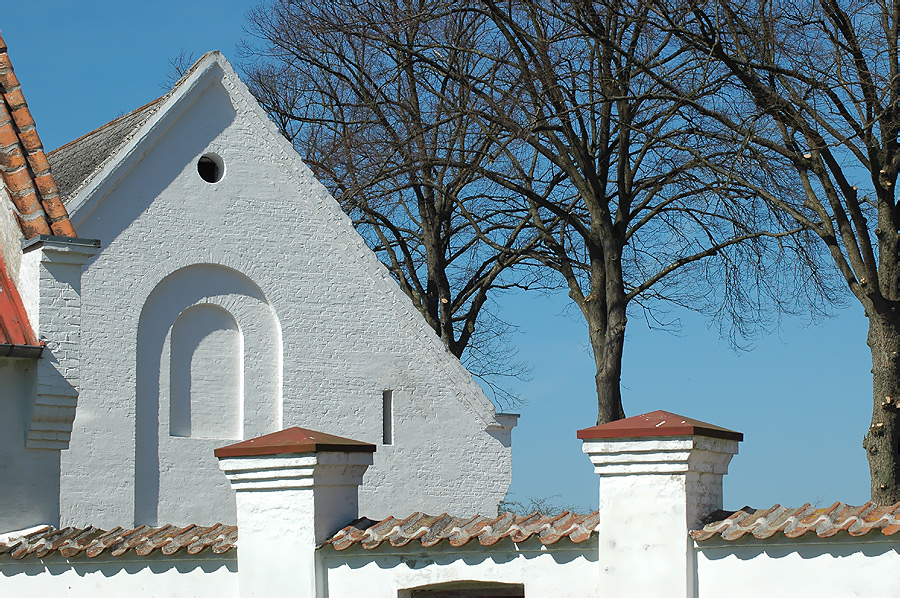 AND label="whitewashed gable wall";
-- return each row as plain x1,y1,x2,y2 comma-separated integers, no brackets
57,57,513,528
